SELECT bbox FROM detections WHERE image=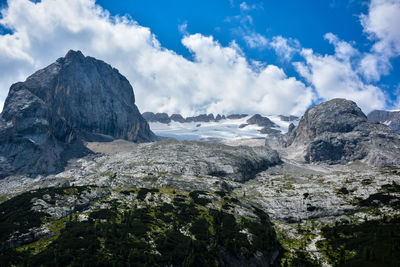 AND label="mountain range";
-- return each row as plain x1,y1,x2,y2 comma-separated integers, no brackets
0,51,399,266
